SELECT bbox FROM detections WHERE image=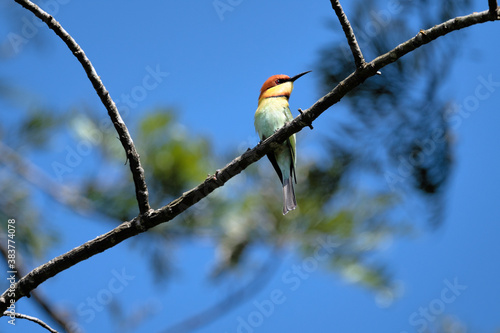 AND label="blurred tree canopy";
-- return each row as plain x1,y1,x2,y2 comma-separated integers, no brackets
0,0,476,331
